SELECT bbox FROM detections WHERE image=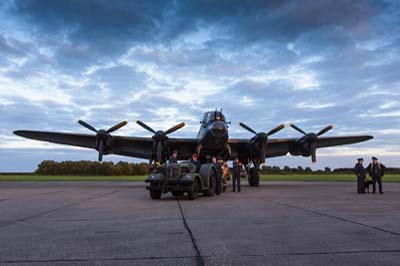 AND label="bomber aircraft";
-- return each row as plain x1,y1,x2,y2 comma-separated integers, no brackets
14,110,373,186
